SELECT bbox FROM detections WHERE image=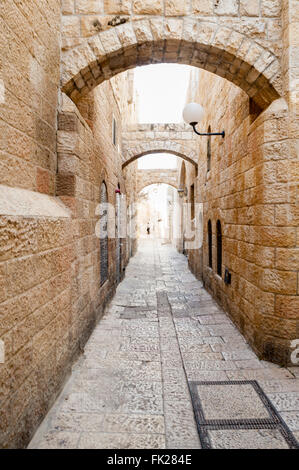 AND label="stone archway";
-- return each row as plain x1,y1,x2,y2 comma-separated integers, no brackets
136,169,178,194
122,141,198,168
57,10,296,369
61,18,281,110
